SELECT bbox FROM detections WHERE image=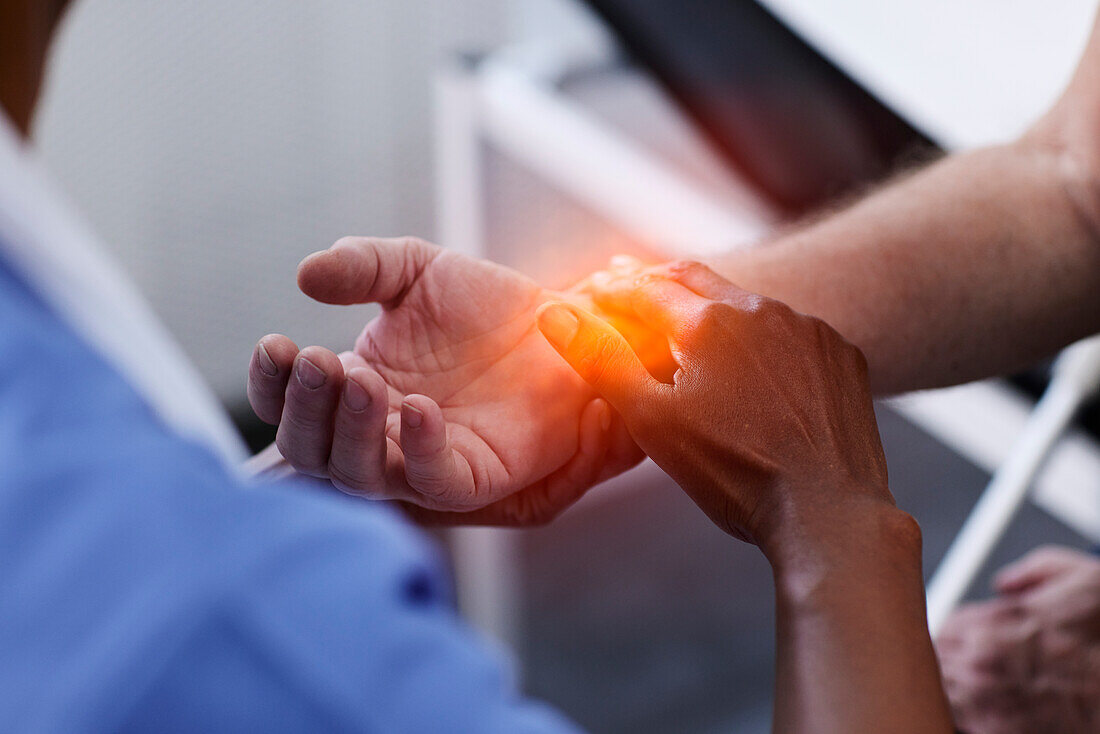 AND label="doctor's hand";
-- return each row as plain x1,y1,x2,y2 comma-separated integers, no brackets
539,261,896,554
248,237,642,523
